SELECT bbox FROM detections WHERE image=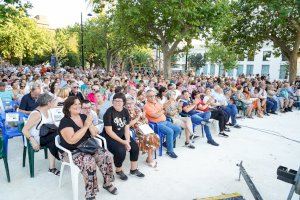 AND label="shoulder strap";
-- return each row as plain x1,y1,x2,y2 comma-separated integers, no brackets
35,109,42,130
